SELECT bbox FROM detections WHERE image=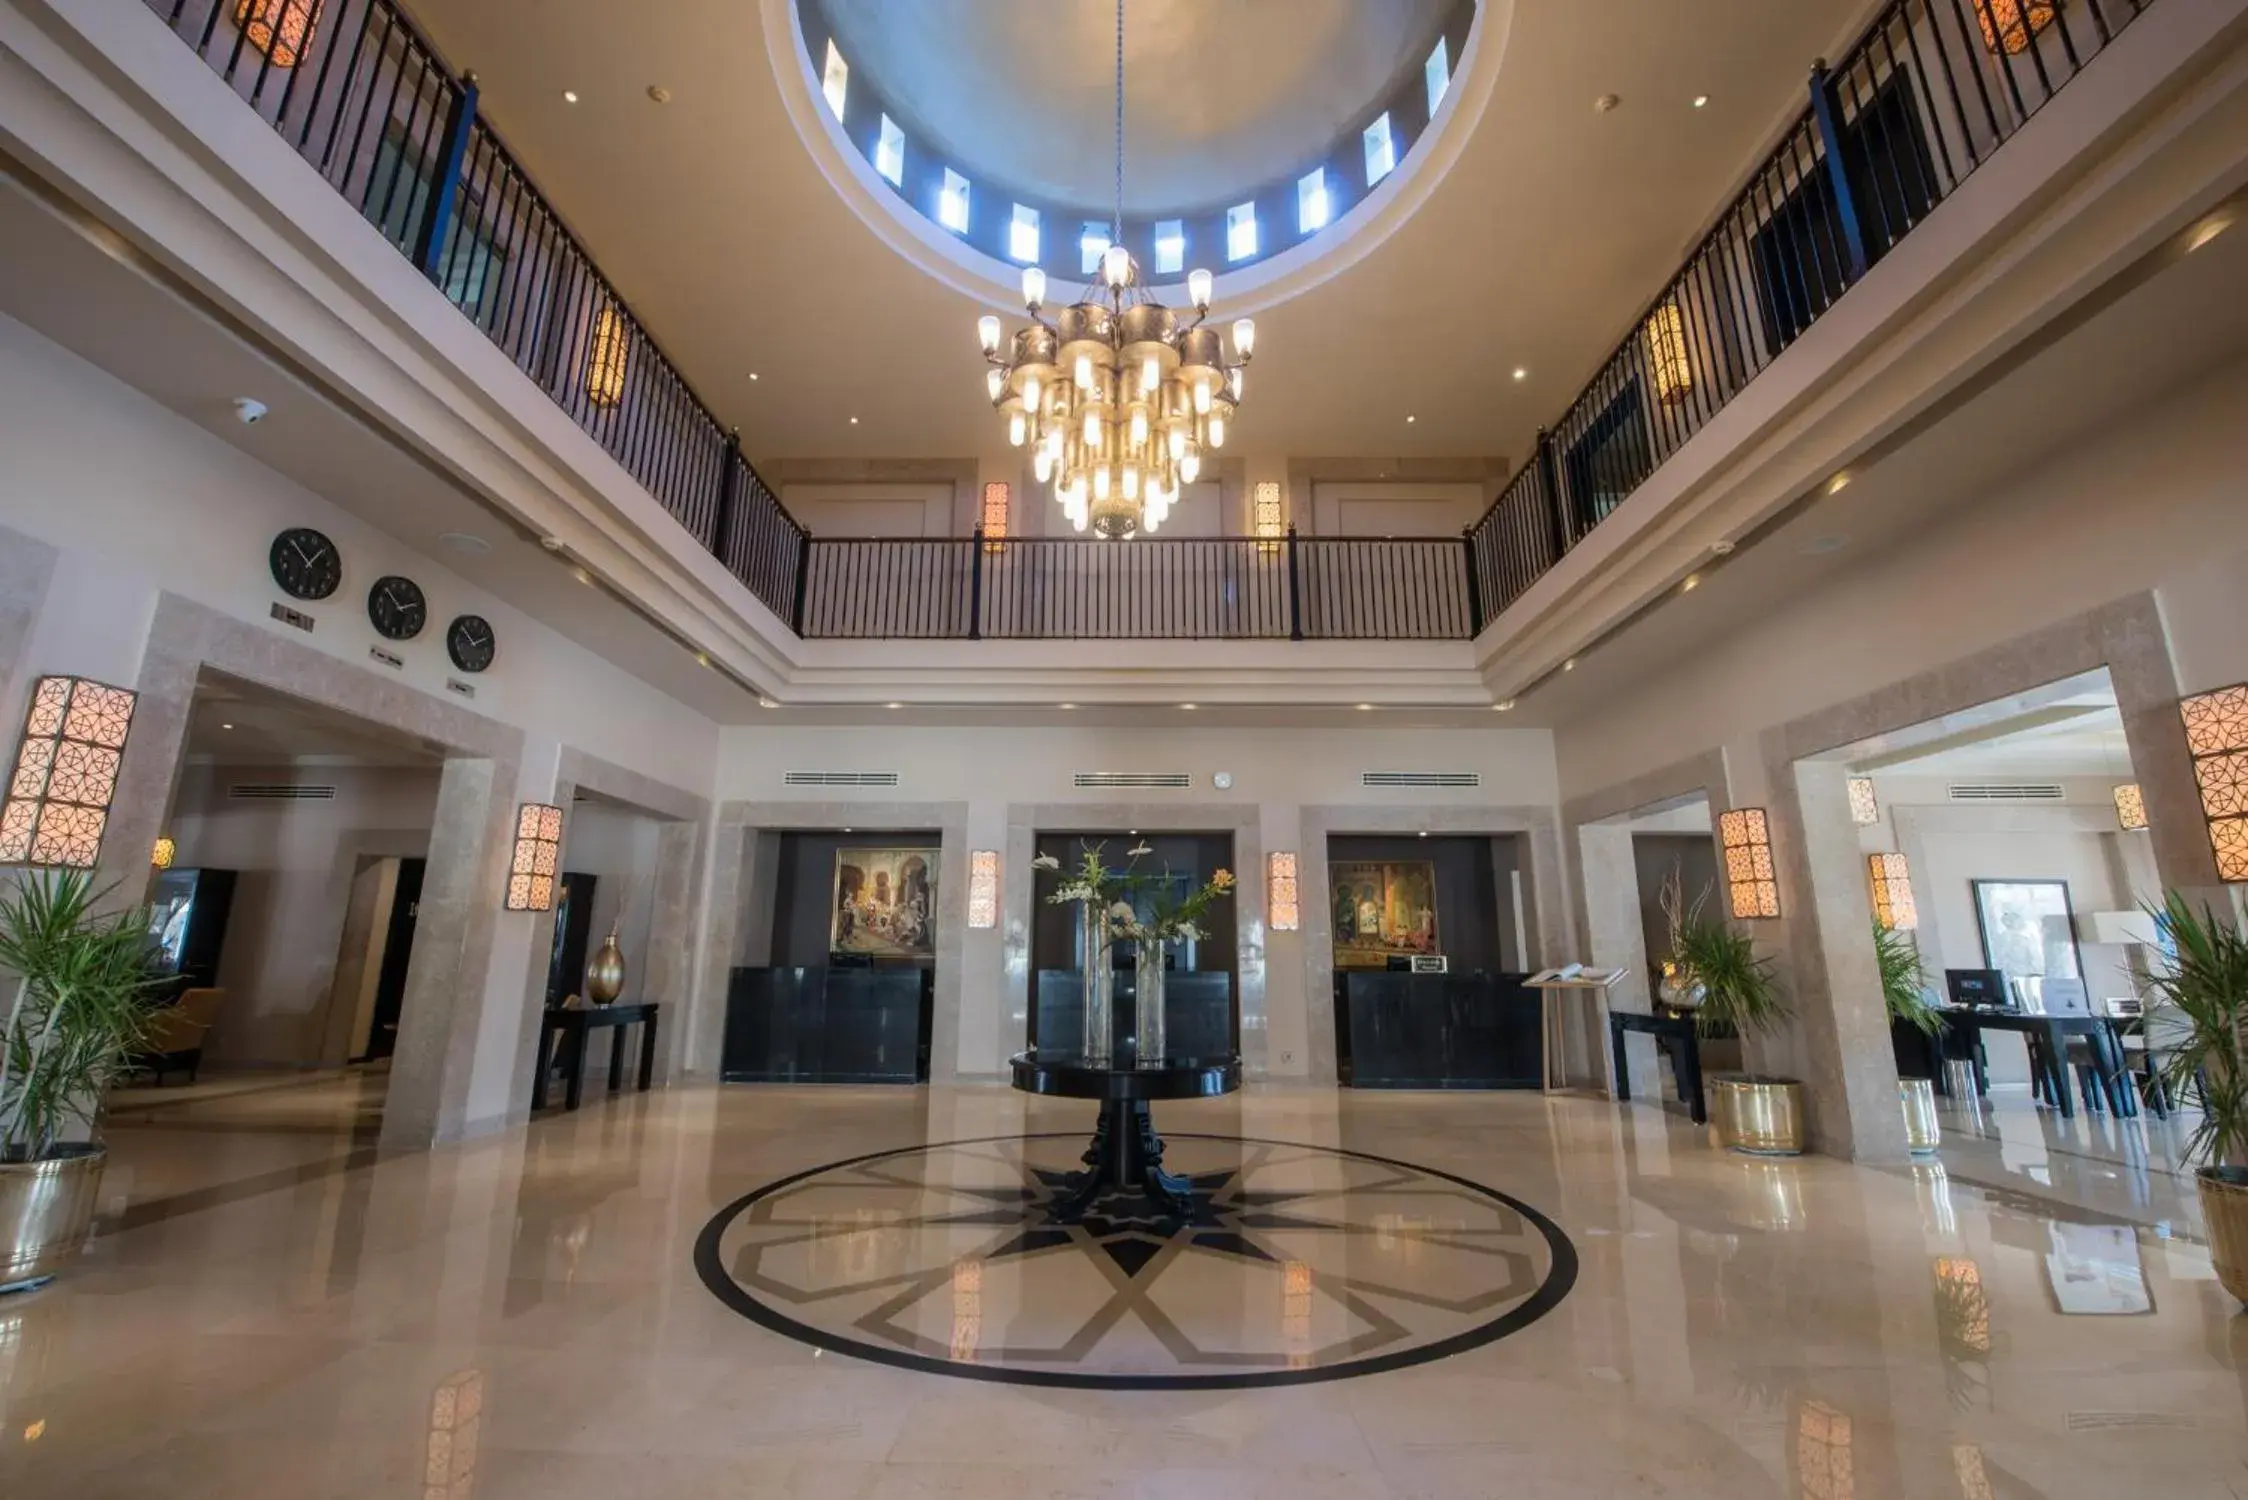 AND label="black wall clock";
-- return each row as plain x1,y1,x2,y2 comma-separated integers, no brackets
367,575,428,641
268,527,341,601
446,614,496,674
